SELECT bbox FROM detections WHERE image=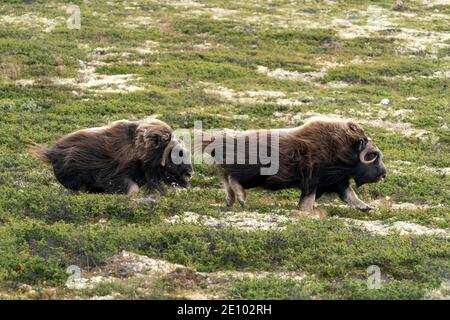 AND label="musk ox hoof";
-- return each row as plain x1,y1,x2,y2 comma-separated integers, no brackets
359,205,372,212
